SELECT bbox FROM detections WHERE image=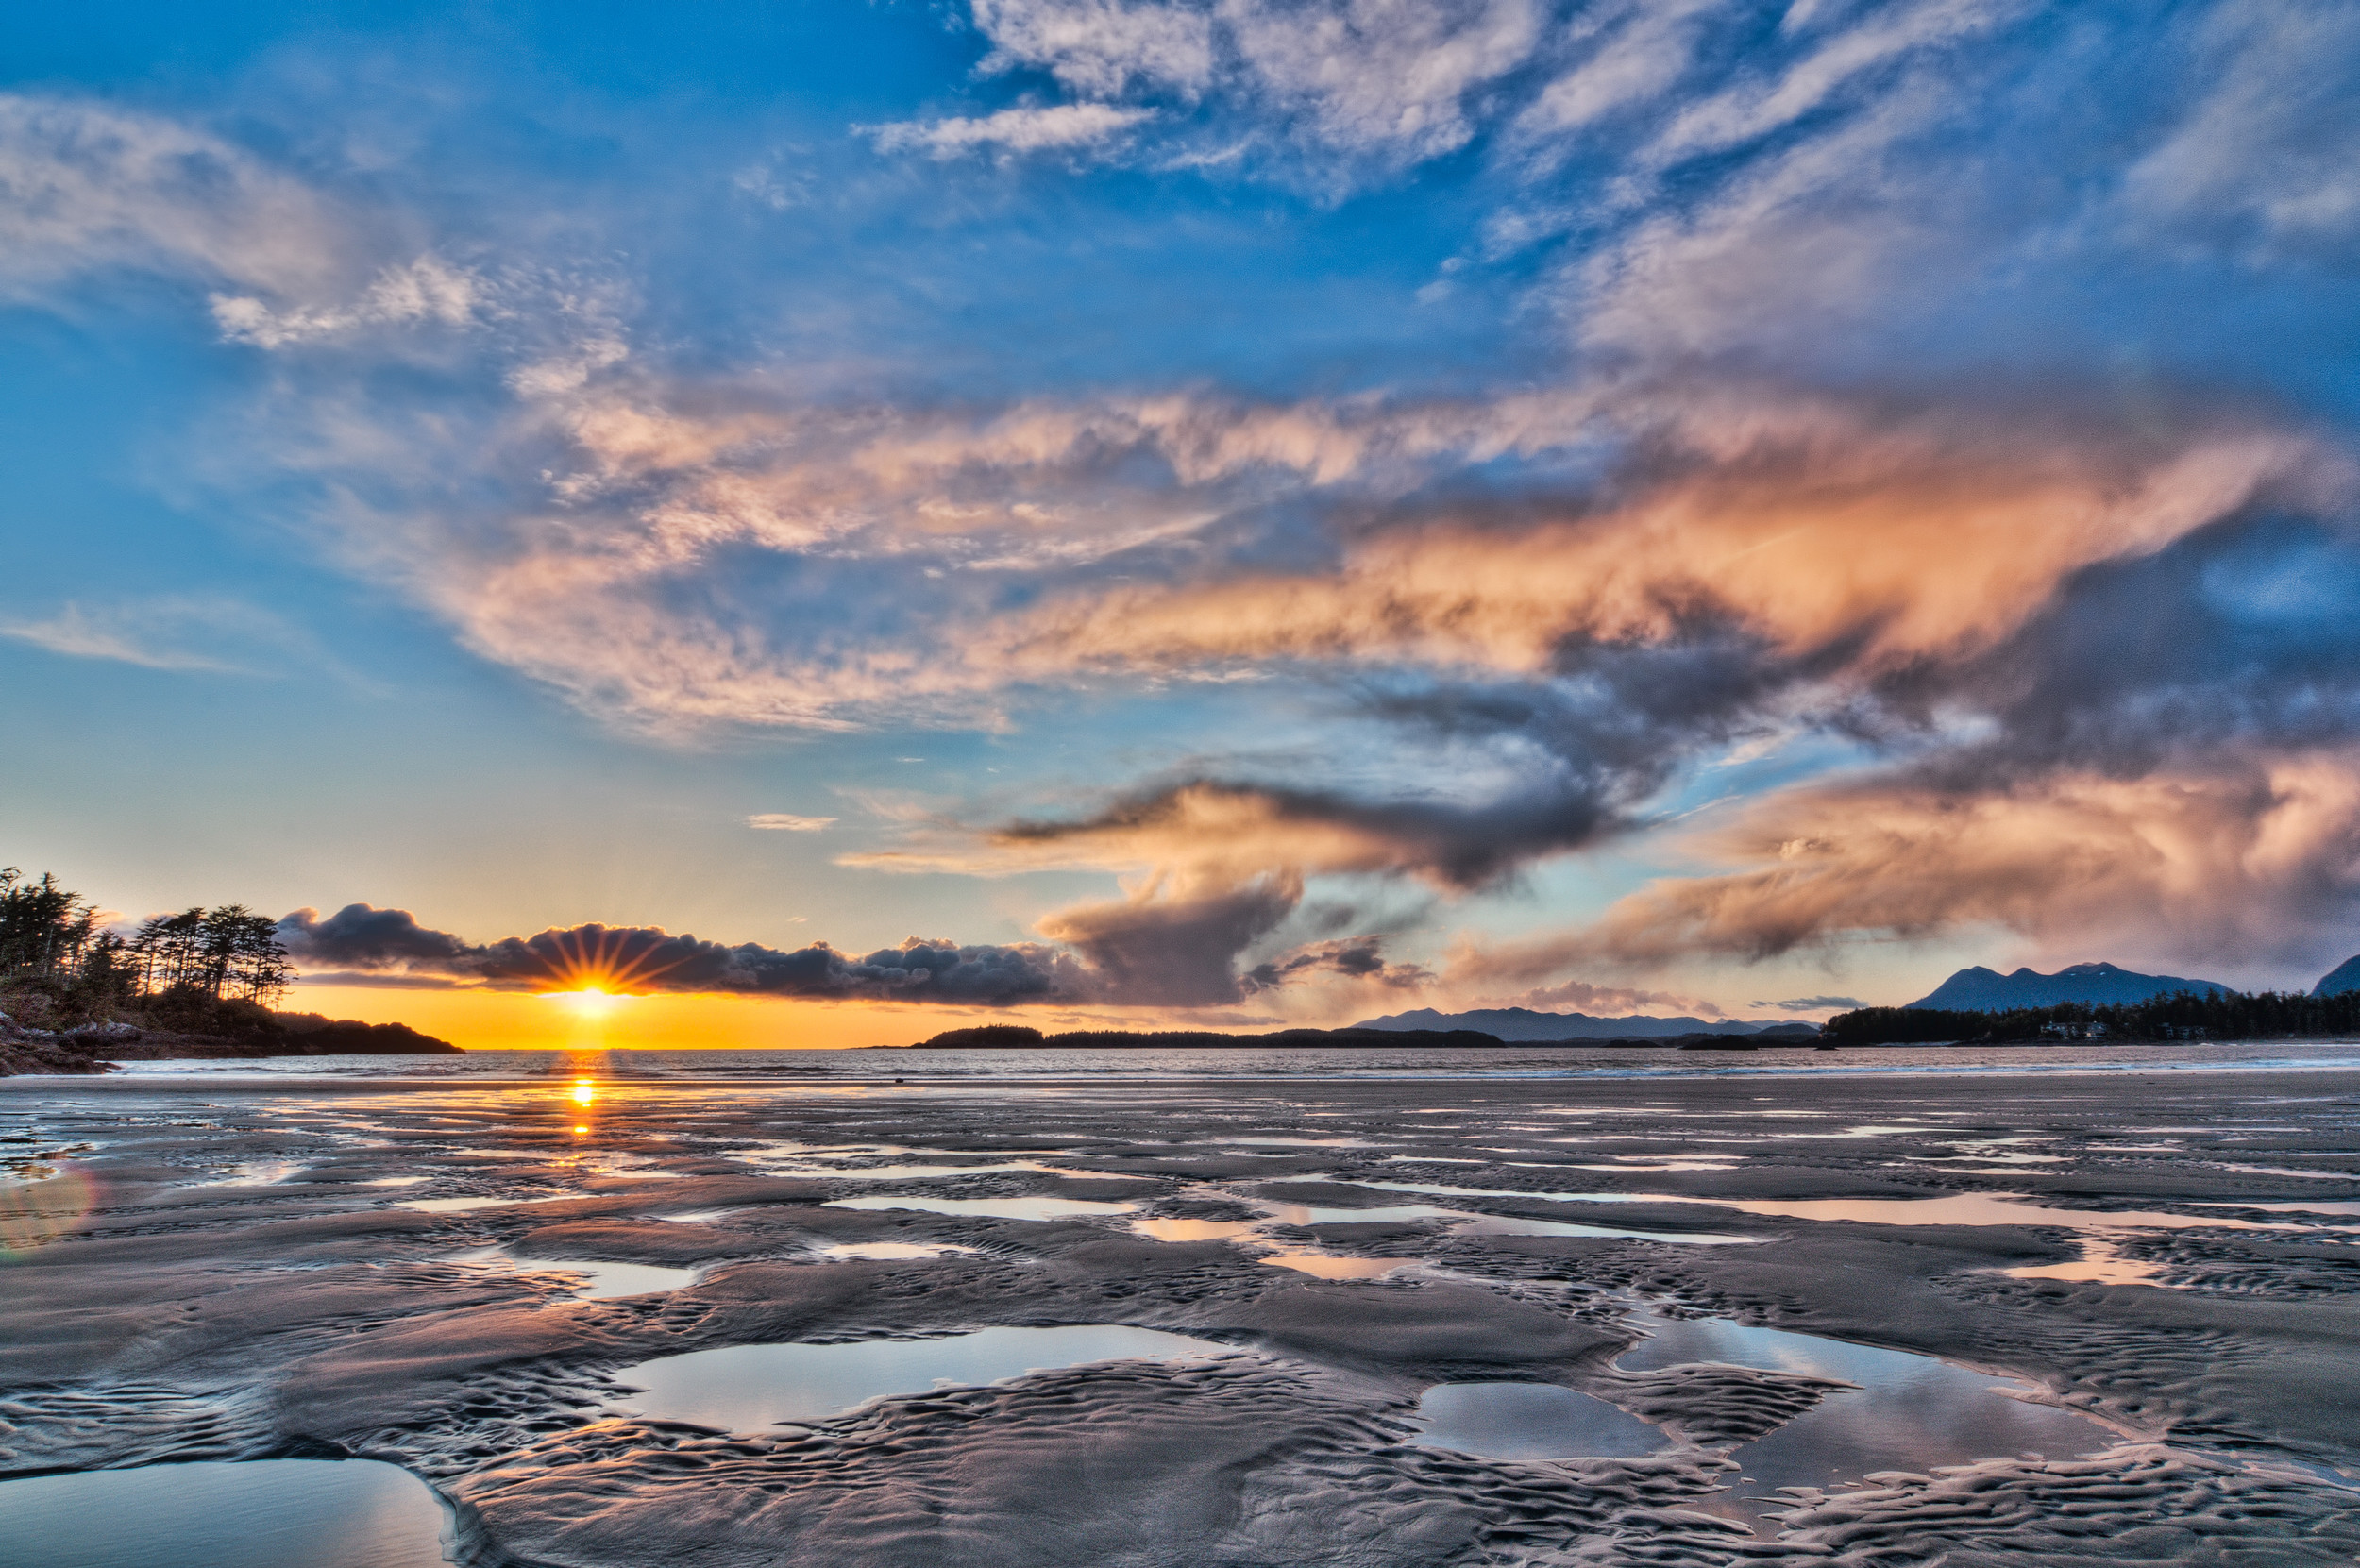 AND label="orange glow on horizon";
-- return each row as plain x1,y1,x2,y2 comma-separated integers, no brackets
286,983,1097,1051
